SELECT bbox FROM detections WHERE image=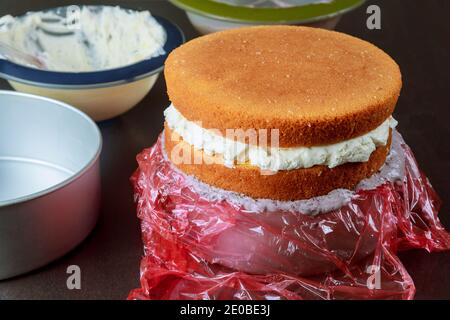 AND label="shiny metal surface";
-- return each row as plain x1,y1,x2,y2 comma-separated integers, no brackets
0,90,102,279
